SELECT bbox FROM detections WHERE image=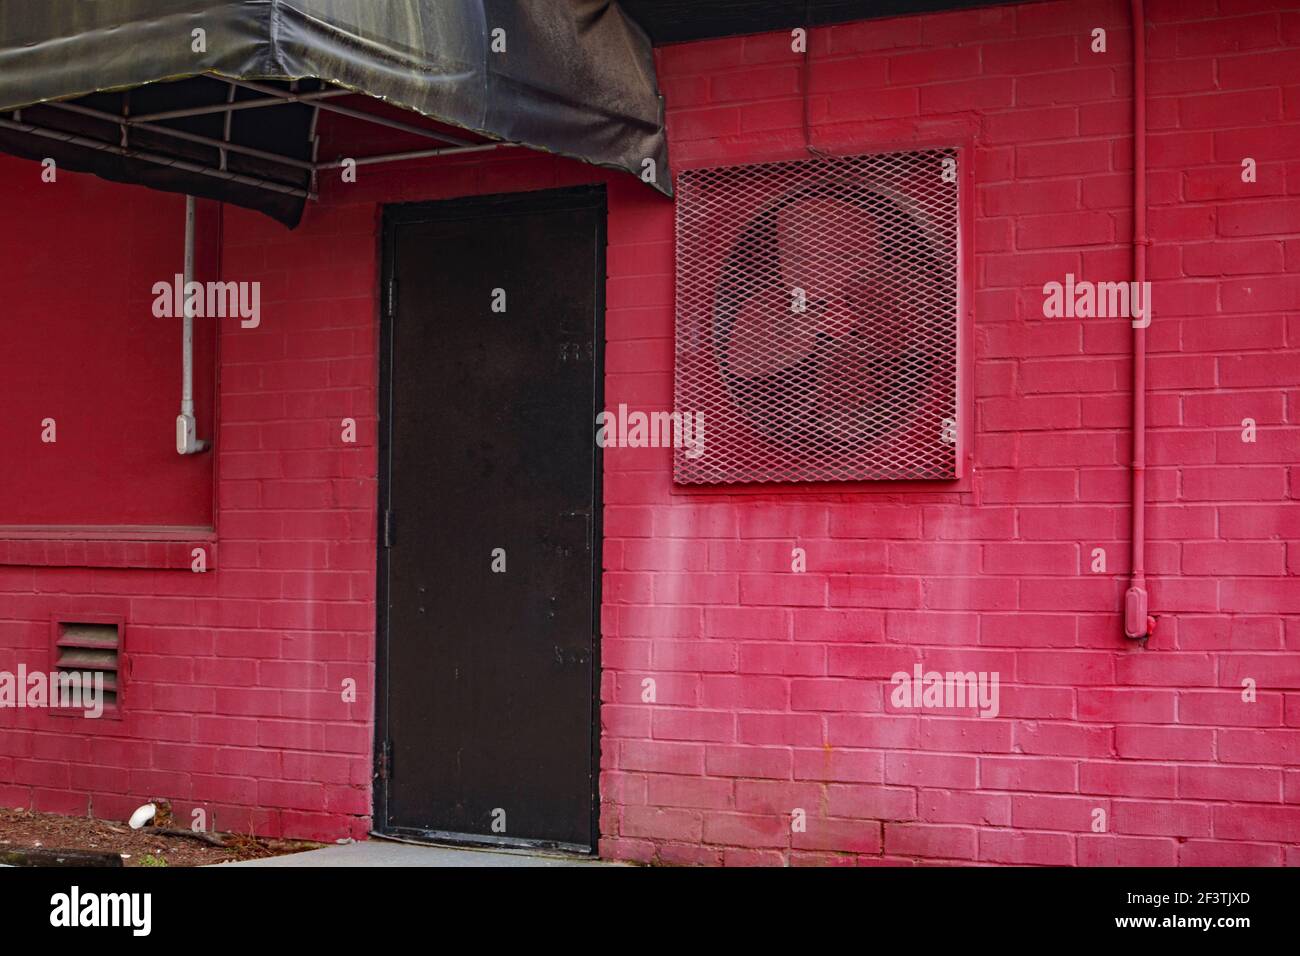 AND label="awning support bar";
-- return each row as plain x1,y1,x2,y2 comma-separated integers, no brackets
224,78,479,148
315,142,507,170
0,115,316,199
130,87,352,123
220,83,236,171
46,100,316,171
